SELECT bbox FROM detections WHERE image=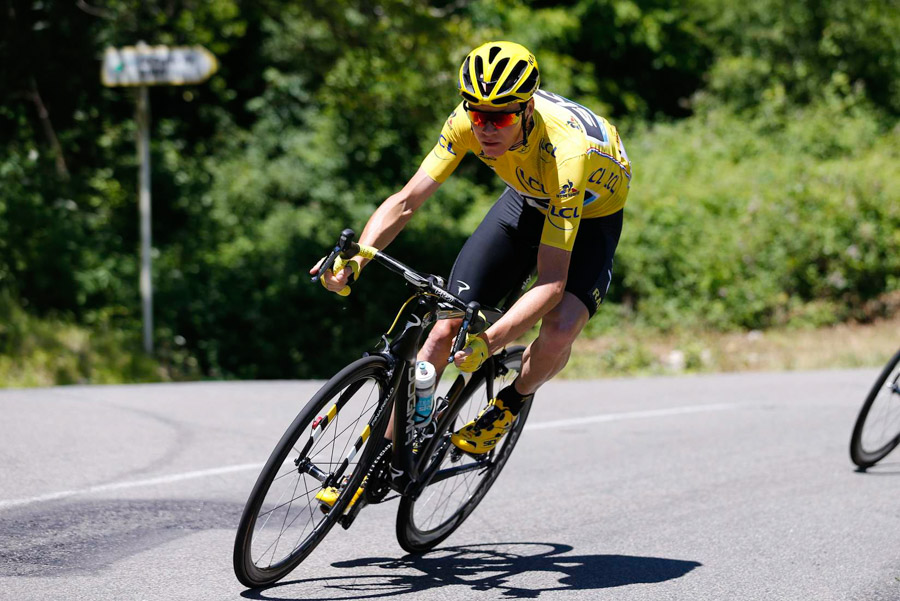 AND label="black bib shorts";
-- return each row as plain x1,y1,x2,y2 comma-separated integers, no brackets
446,187,623,318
